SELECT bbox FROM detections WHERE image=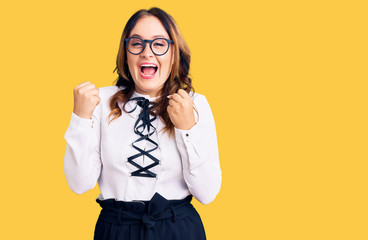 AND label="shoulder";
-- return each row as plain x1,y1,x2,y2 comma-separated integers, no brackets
188,91,215,125
97,85,120,100
189,91,209,106
94,85,120,112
